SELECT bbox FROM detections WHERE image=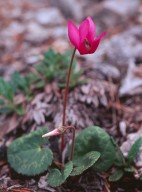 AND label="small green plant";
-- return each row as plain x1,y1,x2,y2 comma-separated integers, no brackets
0,77,25,115
48,161,73,187
8,127,142,187
10,72,31,95
7,126,114,187
72,126,116,172
70,151,100,176
7,128,53,176
35,49,84,88
0,49,84,115
109,138,142,182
